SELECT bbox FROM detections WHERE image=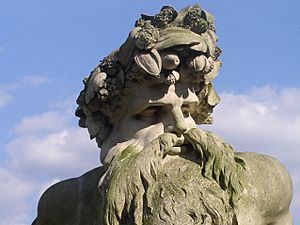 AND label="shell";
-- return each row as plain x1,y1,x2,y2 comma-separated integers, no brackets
161,53,180,70
134,49,162,76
